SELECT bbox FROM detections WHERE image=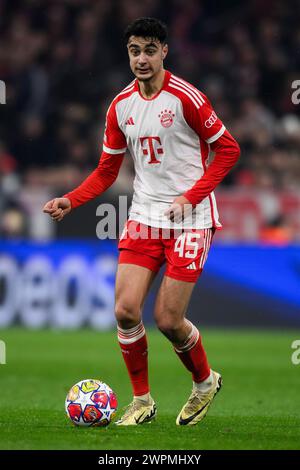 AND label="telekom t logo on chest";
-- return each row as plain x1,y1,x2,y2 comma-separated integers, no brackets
140,136,164,164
